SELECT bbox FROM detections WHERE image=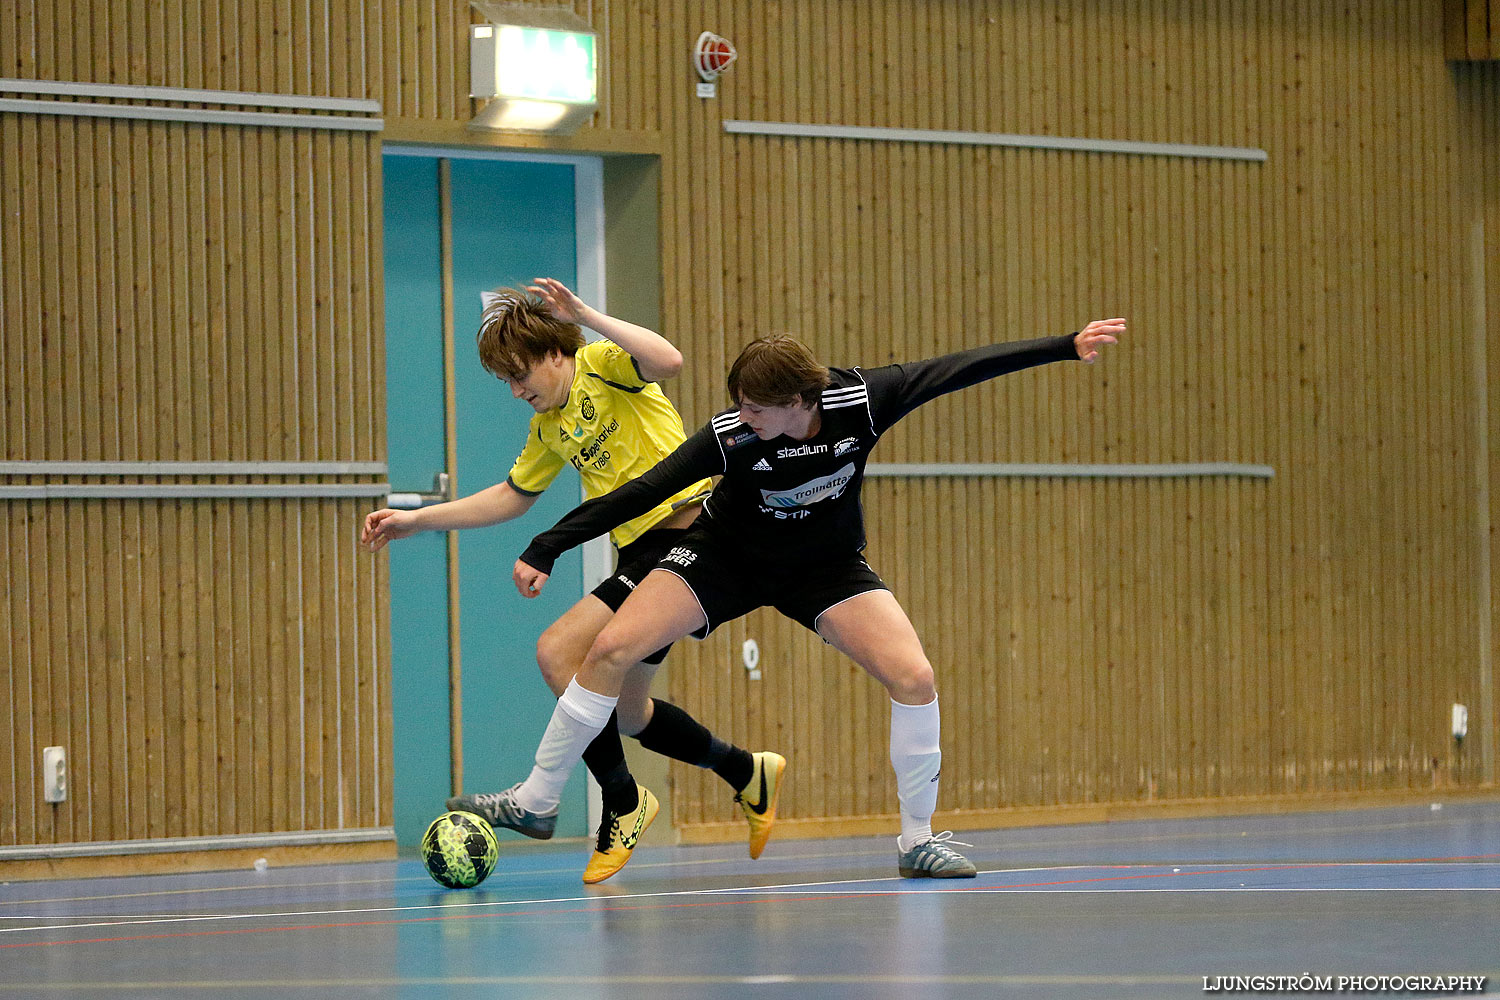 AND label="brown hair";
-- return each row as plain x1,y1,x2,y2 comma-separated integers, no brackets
726,334,832,408
475,288,585,381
